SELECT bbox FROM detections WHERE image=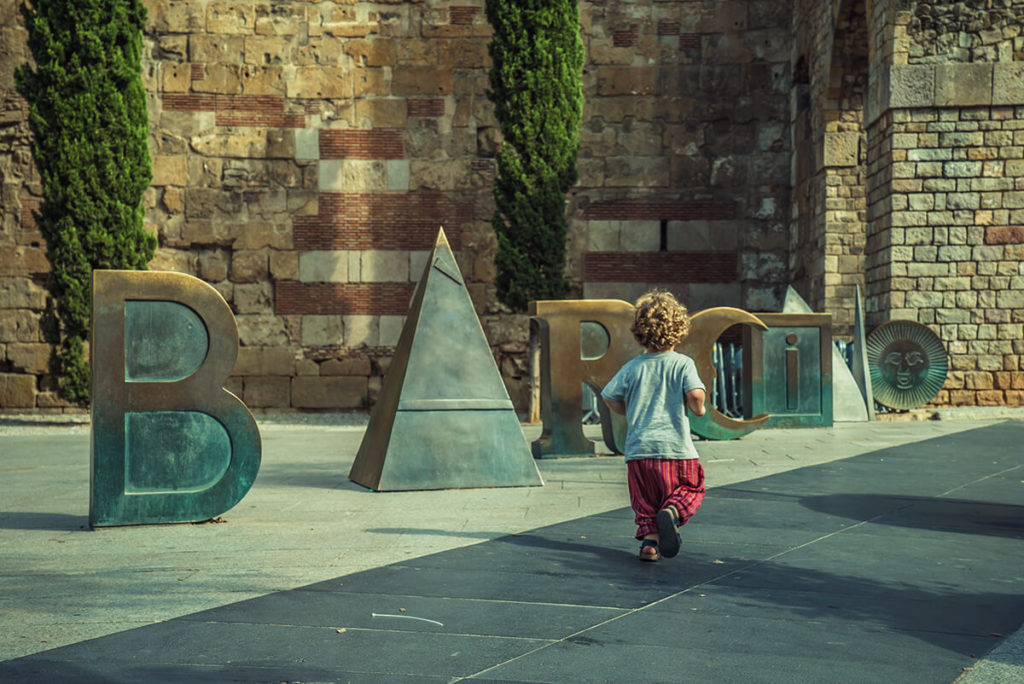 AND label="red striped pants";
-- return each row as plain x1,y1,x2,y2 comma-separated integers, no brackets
627,458,705,539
